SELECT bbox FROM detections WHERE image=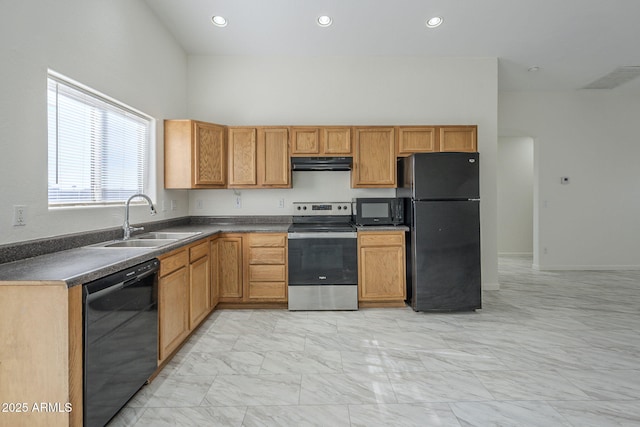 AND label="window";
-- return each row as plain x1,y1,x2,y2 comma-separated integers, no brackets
47,72,152,206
